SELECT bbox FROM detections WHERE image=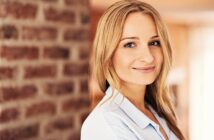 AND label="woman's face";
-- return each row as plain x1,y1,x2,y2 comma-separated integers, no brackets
112,12,163,87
